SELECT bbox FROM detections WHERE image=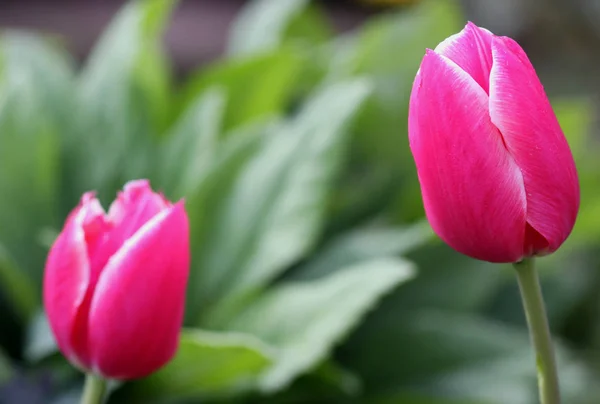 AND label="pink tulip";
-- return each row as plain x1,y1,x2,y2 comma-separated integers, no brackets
43,180,189,379
408,22,579,263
